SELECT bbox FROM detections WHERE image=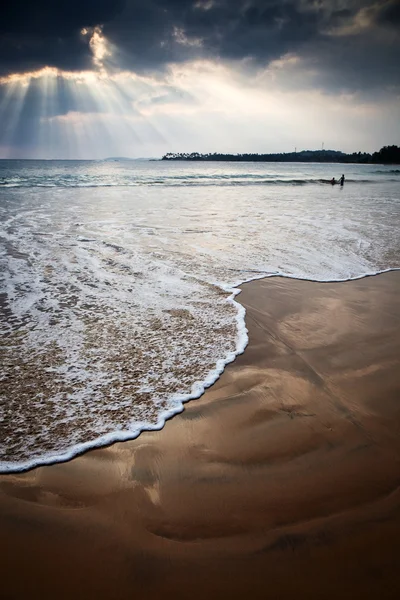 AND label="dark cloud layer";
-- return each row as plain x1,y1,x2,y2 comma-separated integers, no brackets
1,1,126,74
0,0,399,94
